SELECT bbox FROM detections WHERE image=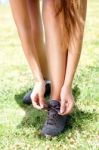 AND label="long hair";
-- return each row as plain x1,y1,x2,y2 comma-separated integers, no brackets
55,0,84,49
